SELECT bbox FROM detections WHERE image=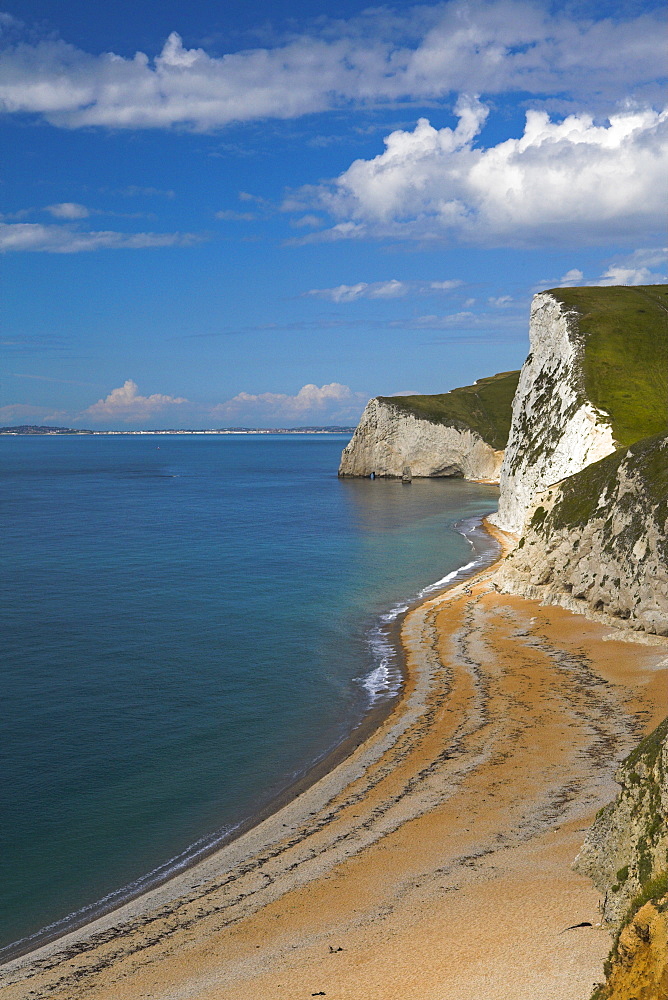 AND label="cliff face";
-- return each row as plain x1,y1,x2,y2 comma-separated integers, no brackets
575,718,668,928
496,433,668,635
491,292,617,534
574,719,668,1000
592,898,668,1000
492,284,668,535
338,398,504,479
339,370,518,480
